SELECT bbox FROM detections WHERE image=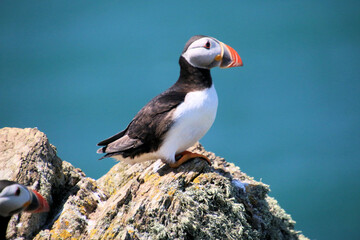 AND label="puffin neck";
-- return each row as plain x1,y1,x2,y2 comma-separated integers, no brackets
175,56,212,91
